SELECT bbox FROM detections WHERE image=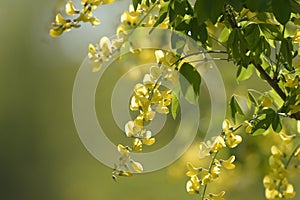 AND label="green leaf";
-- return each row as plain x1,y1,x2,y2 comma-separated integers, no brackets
290,0,300,14
171,90,179,119
230,95,245,123
173,0,188,16
244,24,261,51
251,108,276,134
179,62,201,104
194,0,209,24
245,24,262,52
236,65,254,82
153,1,169,27
189,18,208,46
246,0,272,12
272,113,282,132
261,36,271,57
258,23,282,40
272,0,291,24
198,23,208,45
280,38,293,69
218,26,231,43
209,0,225,24
194,0,225,24
225,0,244,11
227,29,249,66
247,90,258,108
132,0,141,11
268,89,284,107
